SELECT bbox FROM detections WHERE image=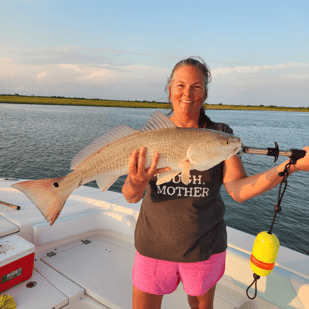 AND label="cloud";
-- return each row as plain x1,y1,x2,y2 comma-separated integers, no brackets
0,55,170,100
15,48,112,67
212,62,309,76
11,45,181,68
208,62,309,106
36,71,49,79
1,52,308,106
282,73,309,80
1,57,15,76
